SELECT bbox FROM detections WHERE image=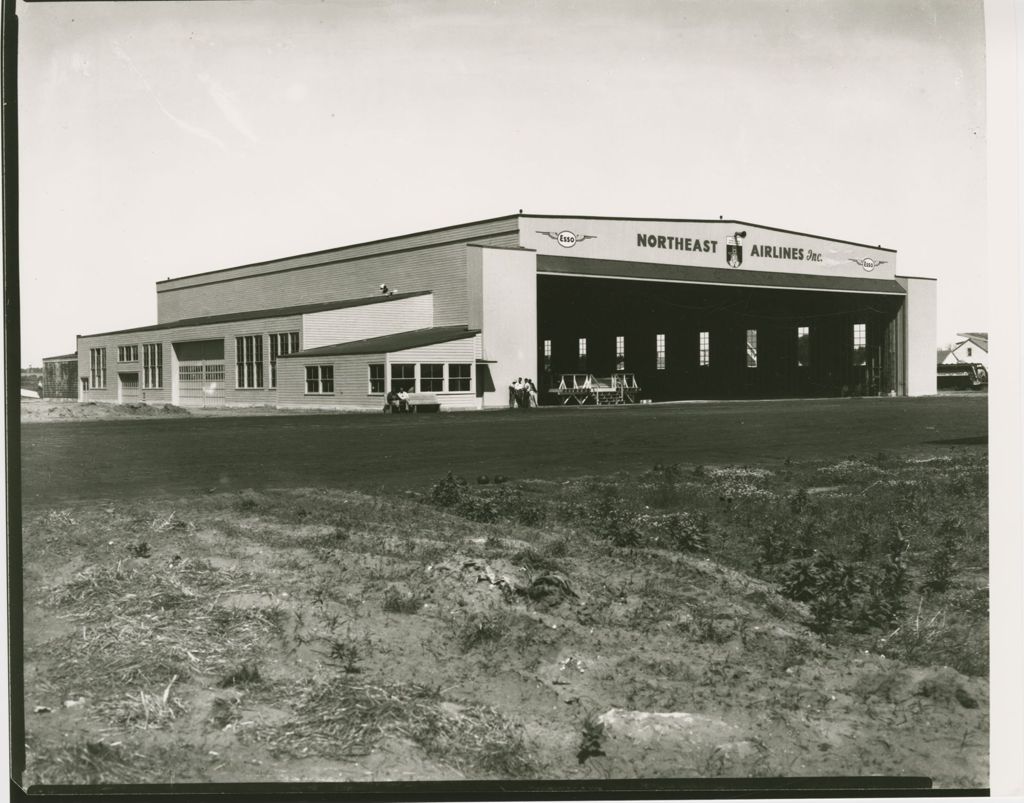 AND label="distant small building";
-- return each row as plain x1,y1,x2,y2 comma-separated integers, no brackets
936,348,957,365
949,332,988,367
42,353,79,399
